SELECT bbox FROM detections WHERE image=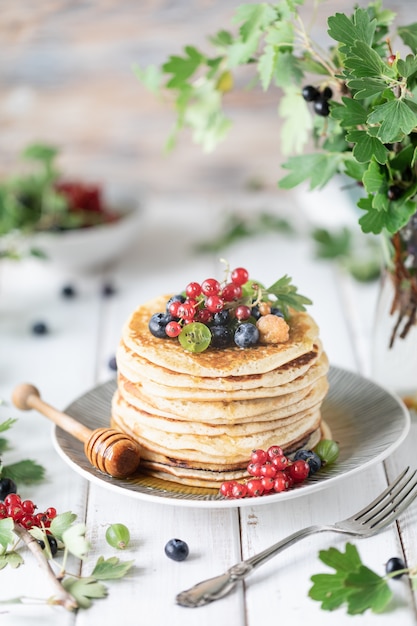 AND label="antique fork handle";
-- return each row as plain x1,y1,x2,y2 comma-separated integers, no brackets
176,524,337,608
